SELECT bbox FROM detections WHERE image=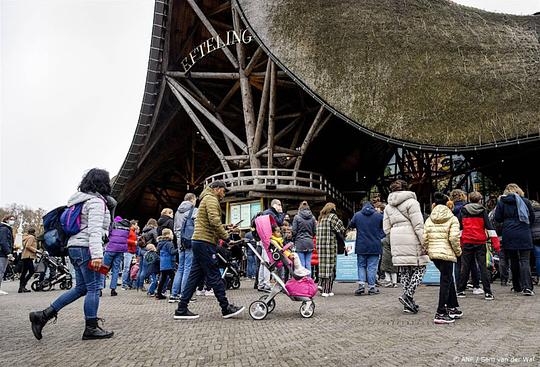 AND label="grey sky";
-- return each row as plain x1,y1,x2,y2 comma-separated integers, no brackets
0,0,538,211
